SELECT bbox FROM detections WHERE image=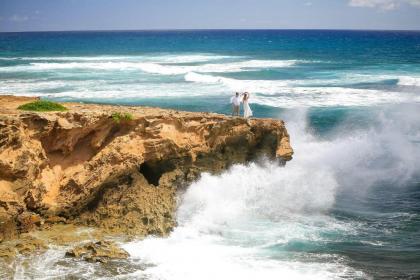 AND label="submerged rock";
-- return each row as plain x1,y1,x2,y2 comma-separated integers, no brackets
65,240,129,263
0,95,293,239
